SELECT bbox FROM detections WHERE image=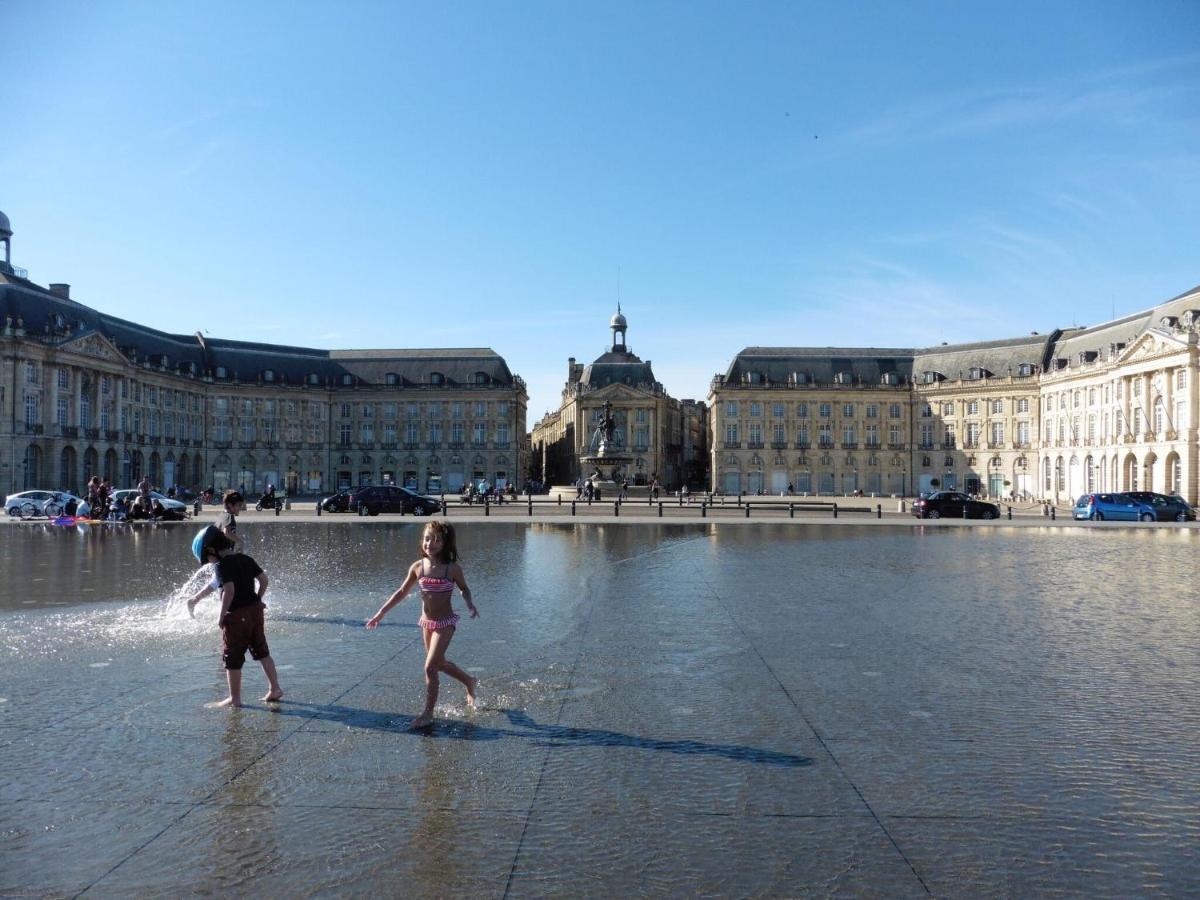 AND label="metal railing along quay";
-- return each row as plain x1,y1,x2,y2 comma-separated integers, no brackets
433,493,886,520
